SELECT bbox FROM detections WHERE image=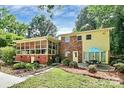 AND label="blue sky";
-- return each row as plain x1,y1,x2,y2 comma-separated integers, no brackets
0,5,85,35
